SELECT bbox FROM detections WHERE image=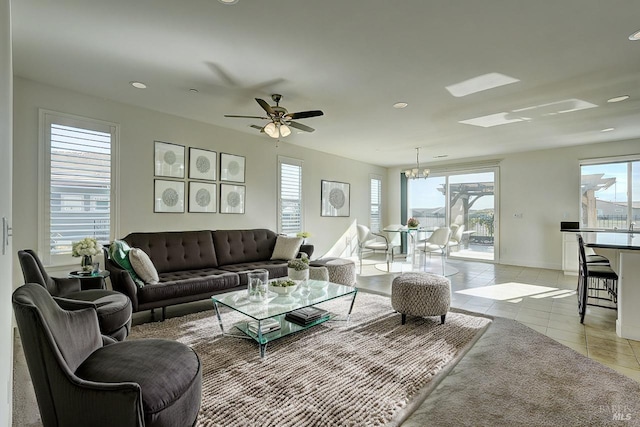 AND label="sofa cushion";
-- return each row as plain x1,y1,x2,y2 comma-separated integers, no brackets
124,231,218,273
218,261,288,285
213,229,277,266
129,248,159,285
109,240,144,287
136,269,239,305
270,235,303,260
